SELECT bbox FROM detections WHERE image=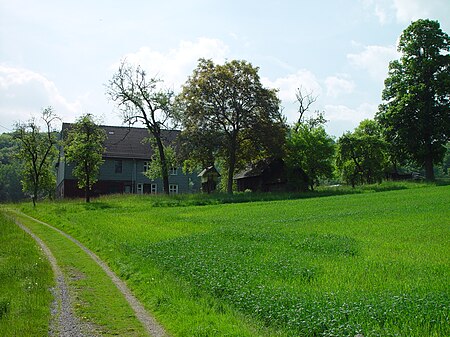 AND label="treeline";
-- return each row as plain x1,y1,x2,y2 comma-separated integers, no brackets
1,19,449,203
